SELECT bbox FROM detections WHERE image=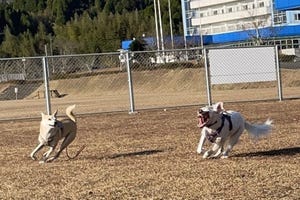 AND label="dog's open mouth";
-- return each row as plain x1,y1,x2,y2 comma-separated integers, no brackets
197,110,209,128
